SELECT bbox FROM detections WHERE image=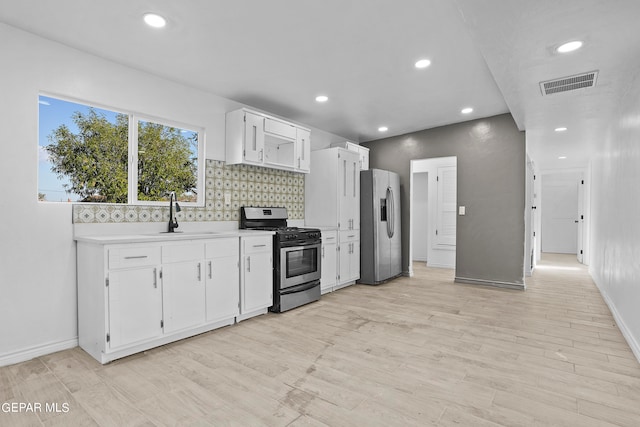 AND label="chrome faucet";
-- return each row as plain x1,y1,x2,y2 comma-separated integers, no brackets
168,191,181,232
